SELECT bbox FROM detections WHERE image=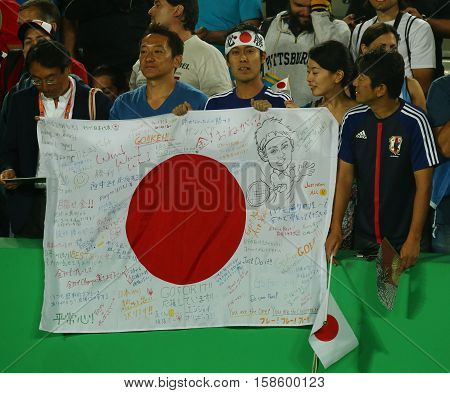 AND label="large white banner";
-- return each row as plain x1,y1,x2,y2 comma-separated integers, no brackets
38,108,338,333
